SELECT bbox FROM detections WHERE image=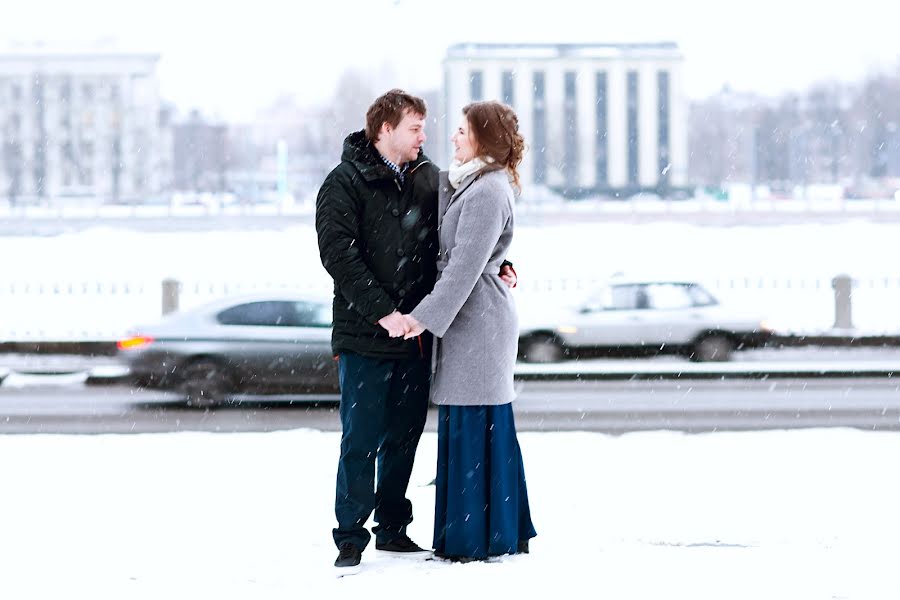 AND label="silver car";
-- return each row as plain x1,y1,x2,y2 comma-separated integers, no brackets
518,279,774,363
117,294,338,406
